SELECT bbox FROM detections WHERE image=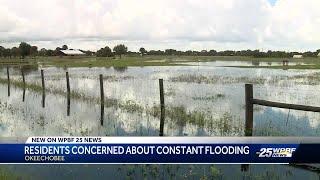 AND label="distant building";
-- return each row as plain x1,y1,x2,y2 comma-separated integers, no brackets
293,54,303,58
59,49,85,56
